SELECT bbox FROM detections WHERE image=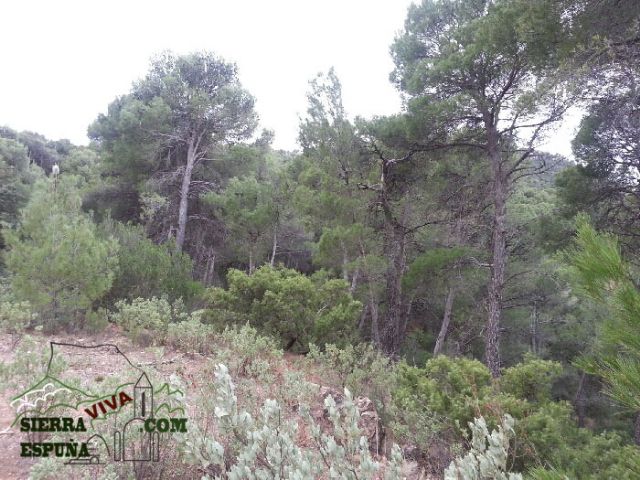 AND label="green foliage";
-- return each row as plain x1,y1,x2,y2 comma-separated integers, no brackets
308,342,396,418
0,299,34,333
567,216,627,299
166,313,214,353
394,354,640,476
445,414,523,480
500,354,562,403
0,138,36,224
0,137,41,270
527,468,570,480
216,324,283,379
395,356,493,429
205,176,279,270
566,217,640,410
403,247,469,291
4,177,118,329
0,335,66,392
84,308,109,334
112,296,187,345
102,220,201,303
515,398,640,478
204,265,362,351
